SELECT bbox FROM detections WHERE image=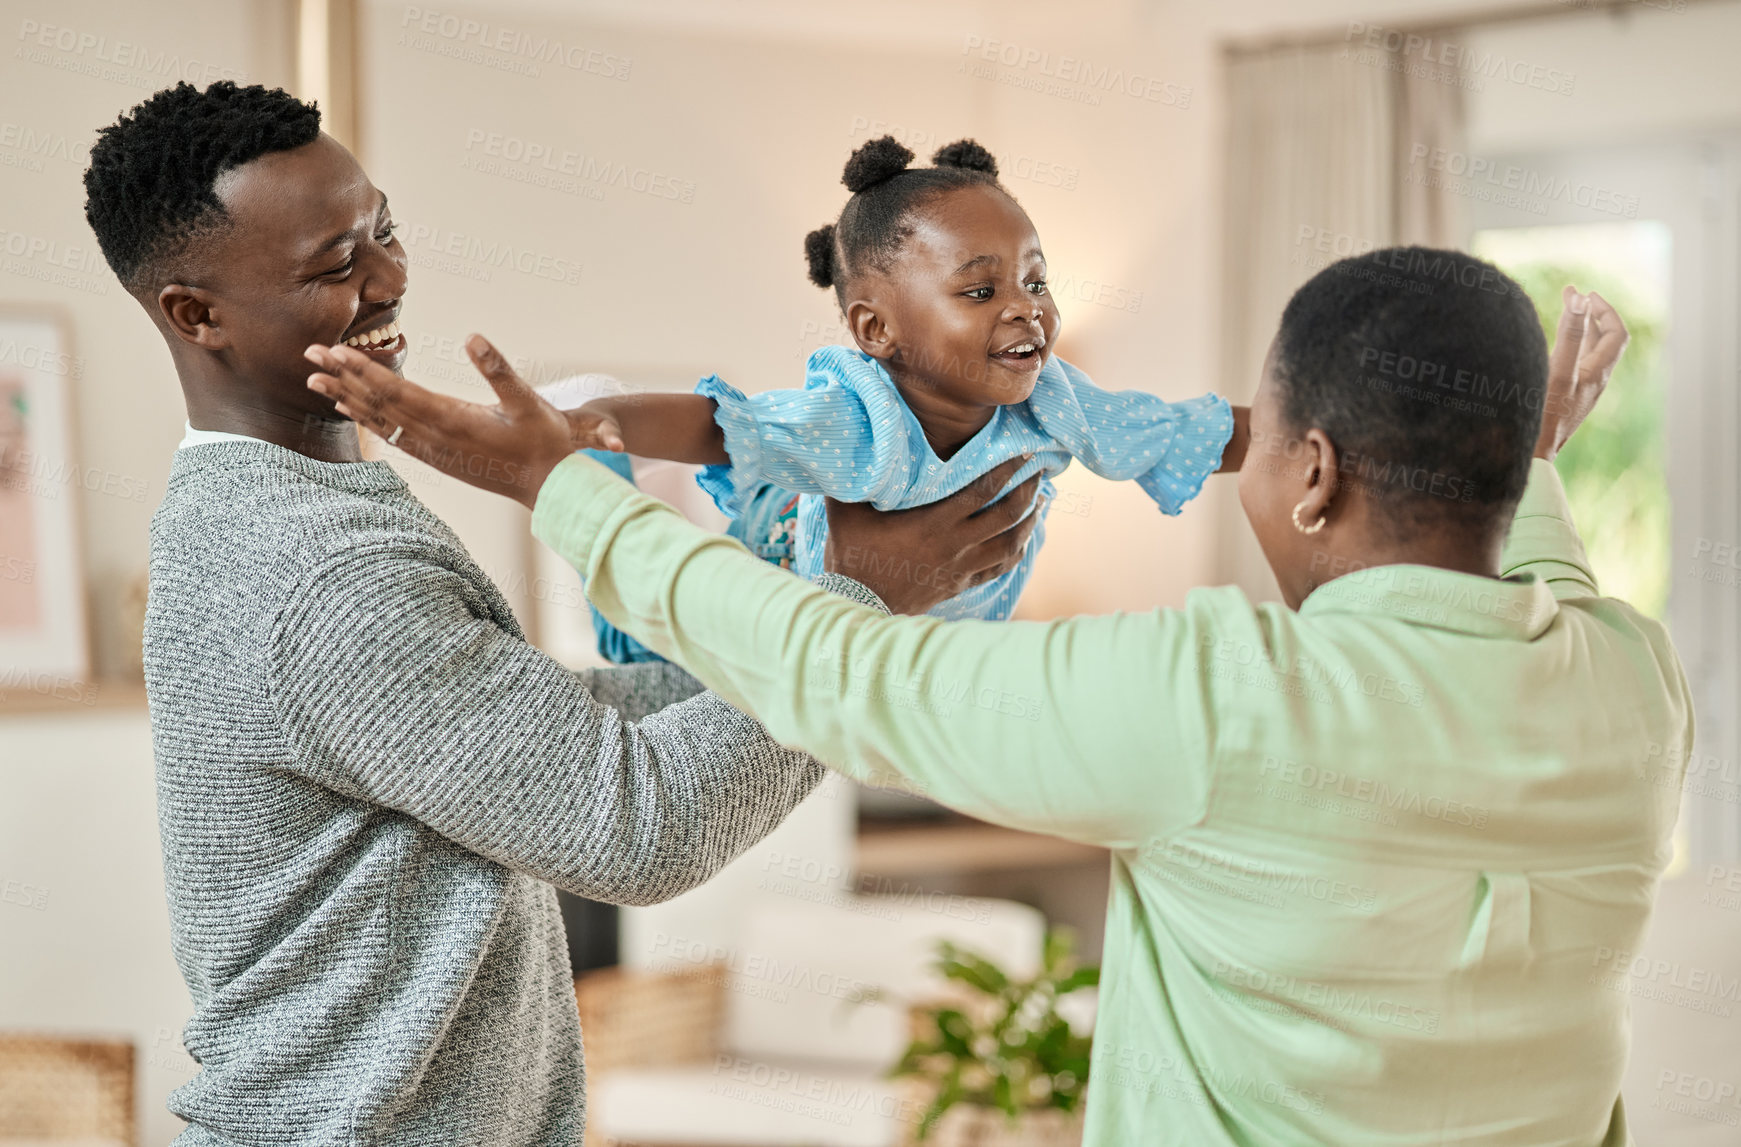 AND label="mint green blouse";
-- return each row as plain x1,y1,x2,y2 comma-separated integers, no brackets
533,457,1693,1146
